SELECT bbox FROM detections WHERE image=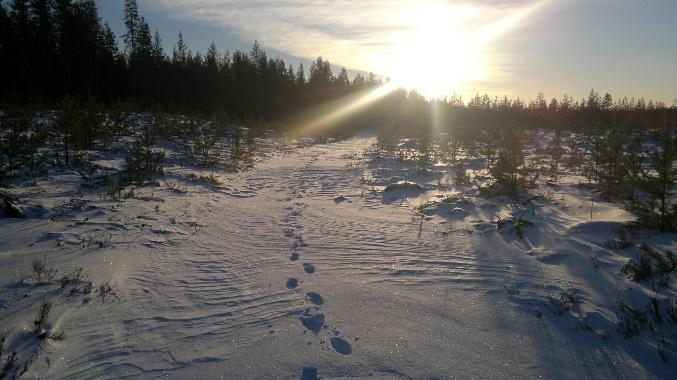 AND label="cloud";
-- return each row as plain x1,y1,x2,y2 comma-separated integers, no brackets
146,0,542,69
